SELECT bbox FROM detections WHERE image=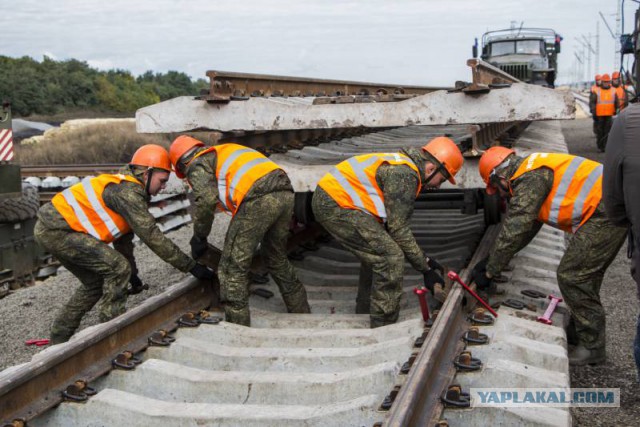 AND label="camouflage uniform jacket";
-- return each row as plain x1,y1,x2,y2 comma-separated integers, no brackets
485,155,556,276
182,148,293,240
36,166,196,275
372,147,432,273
